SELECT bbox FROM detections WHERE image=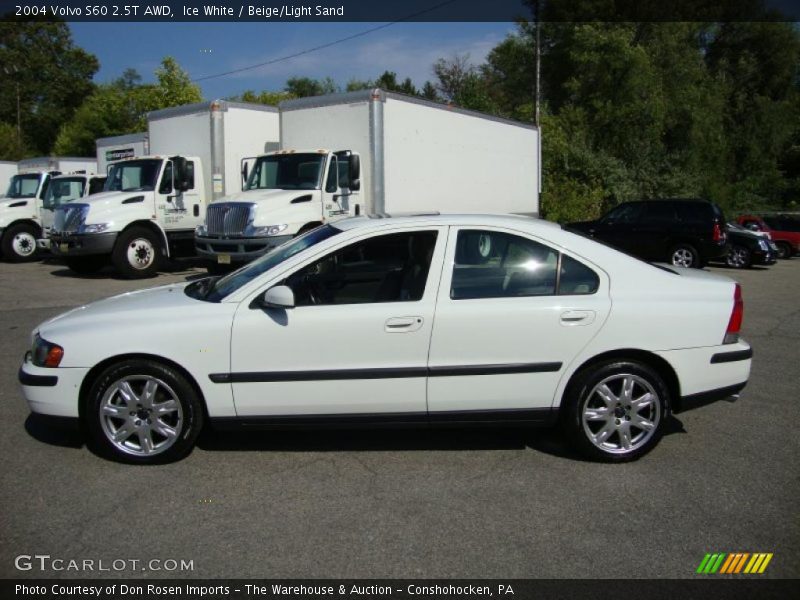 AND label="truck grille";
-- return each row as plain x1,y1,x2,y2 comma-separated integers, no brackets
205,203,254,237
54,203,89,233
